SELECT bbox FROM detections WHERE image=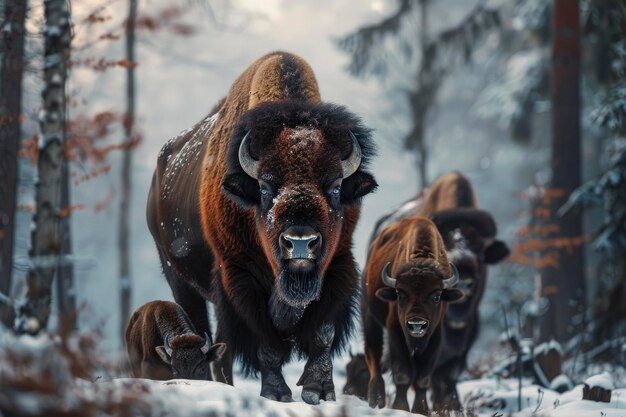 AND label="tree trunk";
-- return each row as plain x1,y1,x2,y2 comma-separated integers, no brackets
0,0,27,326
16,0,71,334
539,0,586,343
119,0,137,343
416,0,429,190
56,154,75,327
